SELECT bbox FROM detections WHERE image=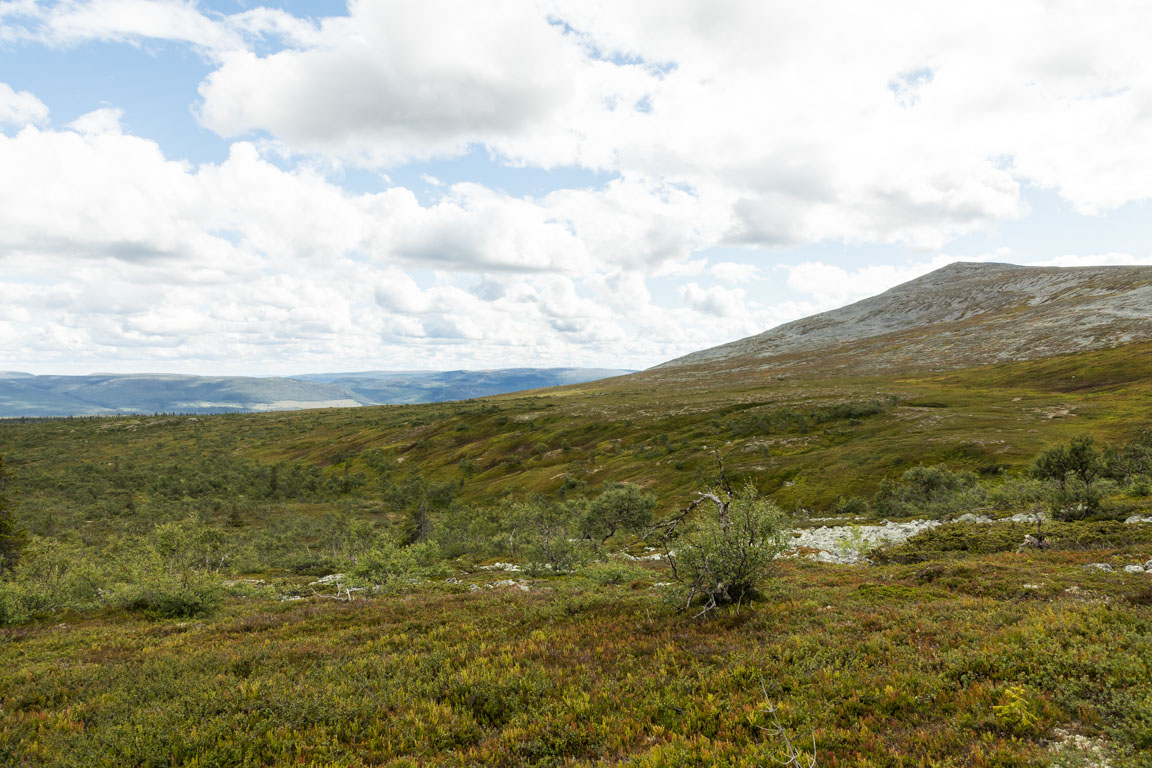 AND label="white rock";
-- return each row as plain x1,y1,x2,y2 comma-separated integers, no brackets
1085,563,1114,572
309,573,344,585
1125,515,1152,524
486,579,529,591
787,518,944,564
623,552,664,561
1123,565,1146,573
